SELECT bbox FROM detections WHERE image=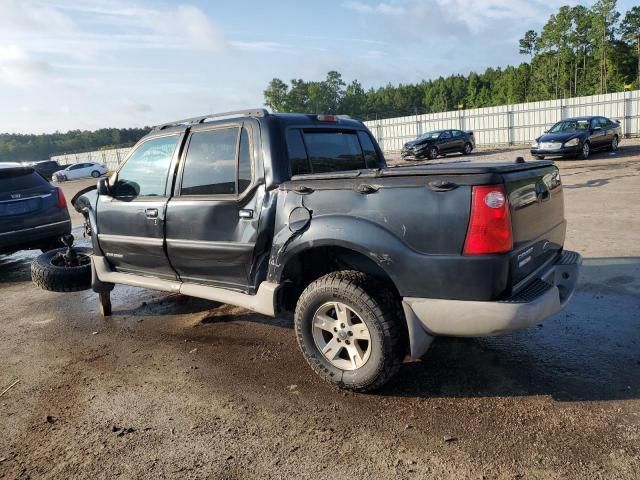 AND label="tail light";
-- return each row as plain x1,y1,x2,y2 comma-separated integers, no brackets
55,187,67,209
463,185,512,255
